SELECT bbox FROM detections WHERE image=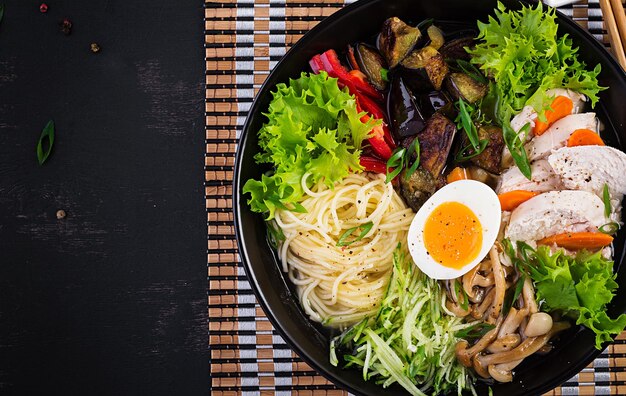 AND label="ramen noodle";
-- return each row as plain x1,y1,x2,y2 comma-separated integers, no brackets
273,172,413,328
